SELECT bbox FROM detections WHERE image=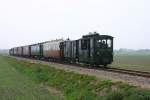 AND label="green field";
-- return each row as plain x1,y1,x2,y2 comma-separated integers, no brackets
0,56,61,100
1,55,150,100
111,54,150,72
